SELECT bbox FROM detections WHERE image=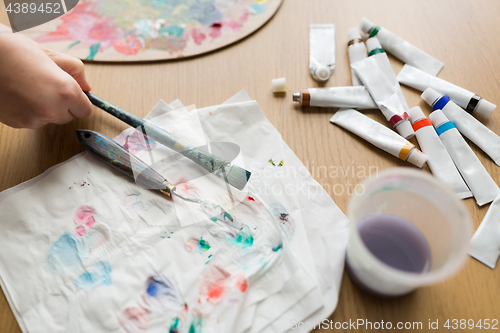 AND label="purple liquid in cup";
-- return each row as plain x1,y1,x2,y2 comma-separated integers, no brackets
347,214,432,297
